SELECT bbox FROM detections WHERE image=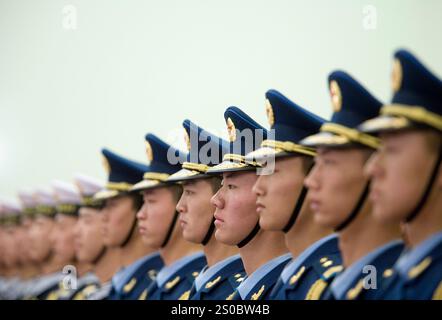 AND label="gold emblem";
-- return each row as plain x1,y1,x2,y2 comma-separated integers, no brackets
46,291,59,300
289,266,306,285
408,257,432,279
330,80,342,112
76,284,98,300
346,280,364,300
236,277,245,283
145,141,154,162
265,99,275,127
234,273,242,278
391,58,403,93
178,290,191,300
251,285,265,300
205,276,221,289
226,117,237,142
320,257,328,264
138,289,148,300
73,292,85,300
305,279,327,300
432,281,442,300
323,265,344,279
192,272,199,277
165,276,181,290
226,291,237,300
123,278,137,293
383,269,394,278
322,260,333,268
147,269,157,280
184,129,191,151
102,155,111,174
